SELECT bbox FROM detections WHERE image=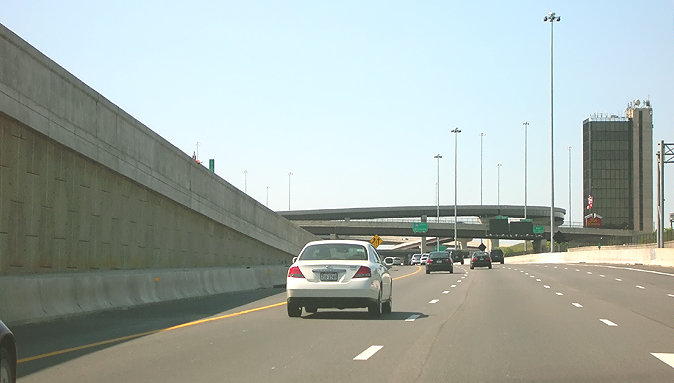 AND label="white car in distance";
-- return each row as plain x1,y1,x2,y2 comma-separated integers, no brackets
286,240,393,318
